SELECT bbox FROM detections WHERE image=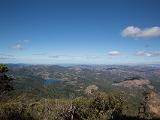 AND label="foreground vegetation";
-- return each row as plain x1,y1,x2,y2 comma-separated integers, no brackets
1,64,160,120
1,91,160,120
